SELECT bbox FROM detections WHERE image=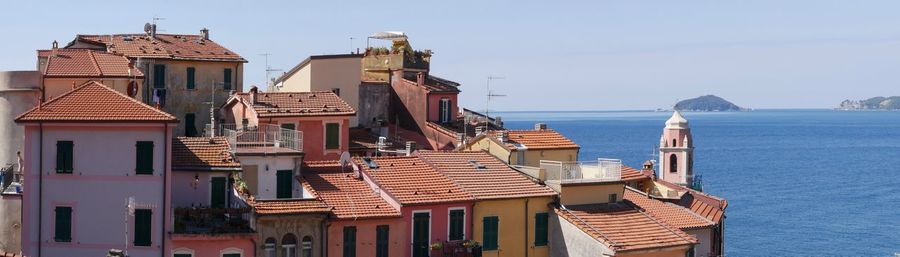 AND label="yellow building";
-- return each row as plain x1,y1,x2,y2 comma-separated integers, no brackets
417,151,558,257
460,123,580,167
